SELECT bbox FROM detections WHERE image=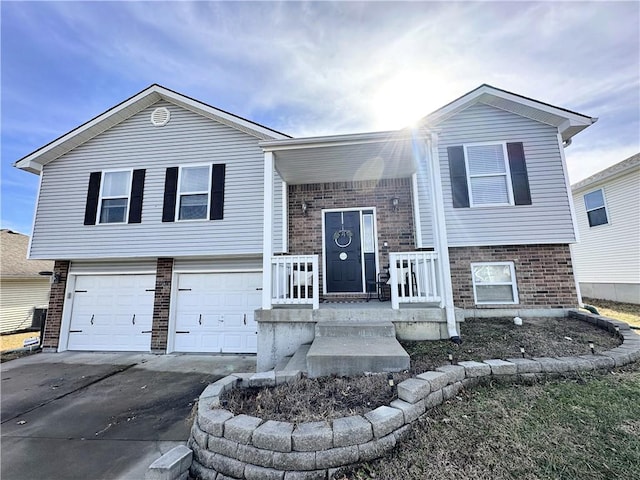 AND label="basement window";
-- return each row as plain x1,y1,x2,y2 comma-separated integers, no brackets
471,262,519,304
